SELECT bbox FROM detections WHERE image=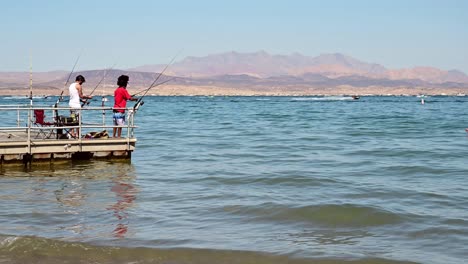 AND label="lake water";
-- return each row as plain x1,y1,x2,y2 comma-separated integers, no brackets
0,95,467,264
